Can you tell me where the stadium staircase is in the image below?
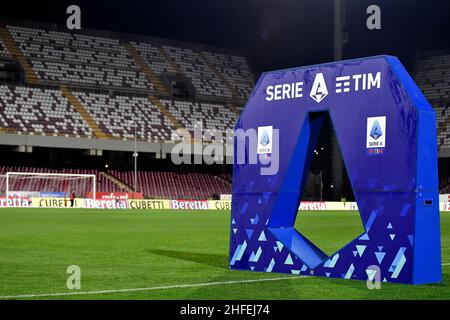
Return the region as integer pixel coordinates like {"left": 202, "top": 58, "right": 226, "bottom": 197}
{"left": 226, "top": 102, "right": 242, "bottom": 116}
{"left": 124, "top": 43, "right": 171, "bottom": 96}
{"left": 215, "top": 174, "right": 232, "bottom": 188}
{"left": 100, "top": 172, "right": 134, "bottom": 192}
{"left": 147, "top": 95, "right": 191, "bottom": 138}
{"left": 0, "top": 27, "right": 39, "bottom": 85}
{"left": 199, "top": 51, "right": 245, "bottom": 105}
{"left": 60, "top": 85, "right": 109, "bottom": 139}
{"left": 158, "top": 47, "right": 184, "bottom": 76}
{"left": 0, "top": 127, "right": 16, "bottom": 134}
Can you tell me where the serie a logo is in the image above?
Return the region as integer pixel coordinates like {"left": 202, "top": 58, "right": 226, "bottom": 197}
{"left": 309, "top": 73, "right": 328, "bottom": 103}
{"left": 265, "top": 71, "right": 381, "bottom": 103}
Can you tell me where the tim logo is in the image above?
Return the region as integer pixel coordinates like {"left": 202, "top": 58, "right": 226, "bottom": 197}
{"left": 366, "top": 116, "right": 386, "bottom": 155}
{"left": 257, "top": 126, "right": 273, "bottom": 154}
{"left": 310, "top": 73, "right": 328, "bottom": 103}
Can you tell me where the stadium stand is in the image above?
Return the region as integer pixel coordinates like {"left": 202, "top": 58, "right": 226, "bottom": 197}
{"left": 125, "top": 43, "right": 171, "bottom": 96}
{"left": 0, "top": 84, "right": 93, "bottom": 137}
{"left": 414, "top": 50, "right": 450, "bottom": 149}
{"left": 159, "top": 99, "right": 237, "bottom": 138}
{"left": 0, "top": 20, "right": 254, "bottom": 199}
{"left": 219, "top": 173, "right": 233, "bottom": 184}
{"left": 108, "top": 170, "right": 231, "bottom": 199}
{"left": 162, "top": 45, "right": 233, "bottom": 99}
{"left": 7, "top": 25, "right": 153, "bottom": 91}
{"left": 73, "top": 91, "right": 177, "bottom": 141}
{"left": 0, "top": 38, "right": 10, "bottom": 57}
{"left": 132, "top": 41, "right": 177, "bottom": 77}
{"left": 202, "top": 50, "right": 254, "bottom": 101}
{"left": 0, "top": 21, "right": 254, "bottom": 142}
{"left": 0, "top": 26, "right": 40, "bottom": 84}
{"left": 440, "top": 177, "right": 450, "bottom": 194}
{"left": 0, "top": 166, "right": 232, "bottom": 199}
{"left": 434, "top": 101, "right": 450, "bottom": 148}
{"left": 415, "top": 53, "right": 450, "bottom": 101}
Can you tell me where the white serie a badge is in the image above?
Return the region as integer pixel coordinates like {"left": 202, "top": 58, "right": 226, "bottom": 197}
{"left": 366, "top": 116, "right": 386, "bottom": 149}
{"left": 257, "top": 126, "right": 273, "bottom": 154}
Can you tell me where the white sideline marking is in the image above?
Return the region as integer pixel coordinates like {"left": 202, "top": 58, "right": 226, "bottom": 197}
{"left": 0, "top": 276, "right": 307, "bottom": 300}
{"left": 2, "top": 262, "right": 450, "bottom": 299}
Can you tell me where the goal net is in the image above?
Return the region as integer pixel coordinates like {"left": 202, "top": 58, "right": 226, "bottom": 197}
{"left": 5, "top": 172, "right": 96, "bottom": 200}
{"left": 0, "top": 174, "right": 6, "bottom": 198}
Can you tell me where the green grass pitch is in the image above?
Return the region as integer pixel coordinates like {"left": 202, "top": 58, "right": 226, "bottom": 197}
{"left": 0, "top": 208, "right": 449, "bottom": 300}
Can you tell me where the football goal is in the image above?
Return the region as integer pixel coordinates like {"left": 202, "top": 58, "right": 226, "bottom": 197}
{"left": 5, "top": 172, "right": 96, "bottom": 200}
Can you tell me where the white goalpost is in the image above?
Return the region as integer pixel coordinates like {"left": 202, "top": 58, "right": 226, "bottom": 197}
{"left": 5, "top": 172, "right": 96, "bottom": 200}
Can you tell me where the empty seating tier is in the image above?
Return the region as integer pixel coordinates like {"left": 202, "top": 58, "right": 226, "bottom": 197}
{"left": 0, "top": 85, "right": 92, "bottom": 137}
{"left": 162, "top": 45, "right": 233, "bottom": 99}
{"left": 8, "top": 25, "right": 153, "bottom": 91}
{"left": 108, "top": 170, "right": 231, "bottom": 199}
{"left": 159, "top": 99, "right": 237, "bottom": 139}
{"left": 434, "top": 102, "right": 450, "bottom": 148}
{"left": 0, "top": 23, "right": 256, "bottom": 142}
{"left": 132, "top": 42, "right": 177, "bottom": 75}
{"left": 203, "top": 51, "right": 254, "bottom": 100}
{"left": 415, "top": 54, "right": 450, "bottom": 101}
{"left": 415, "top": 51, "right": 450, "bottom": 149}
{"left": 0, "top": 38, "right": 10, "bottom": 57}
{"left": 74, "top": 91, "right": 177, "bottom": 142}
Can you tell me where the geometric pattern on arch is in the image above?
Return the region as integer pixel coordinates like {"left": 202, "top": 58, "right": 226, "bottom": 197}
{"left": 229, "top": 55, "right": 441, "bottom": 284}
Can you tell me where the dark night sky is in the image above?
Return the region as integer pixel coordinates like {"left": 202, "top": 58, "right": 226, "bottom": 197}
{"left": 1, "top": 0, "right": 450, "bottom": 74}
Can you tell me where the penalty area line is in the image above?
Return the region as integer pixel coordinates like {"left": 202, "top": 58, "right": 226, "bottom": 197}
{"left": 0, "top": 276, "right": 308, "bottom": 300}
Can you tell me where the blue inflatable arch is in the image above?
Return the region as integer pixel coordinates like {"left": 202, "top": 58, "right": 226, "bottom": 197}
{"left": 230, "top": 55, "right": 441, "bottom": 284}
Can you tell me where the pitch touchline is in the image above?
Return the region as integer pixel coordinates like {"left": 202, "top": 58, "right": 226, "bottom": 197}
{"left": 0, "top": 276, "right": 307, "bottom": 300}
{"left": 2, "top": 262, "right": 450, "bottom": 299}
